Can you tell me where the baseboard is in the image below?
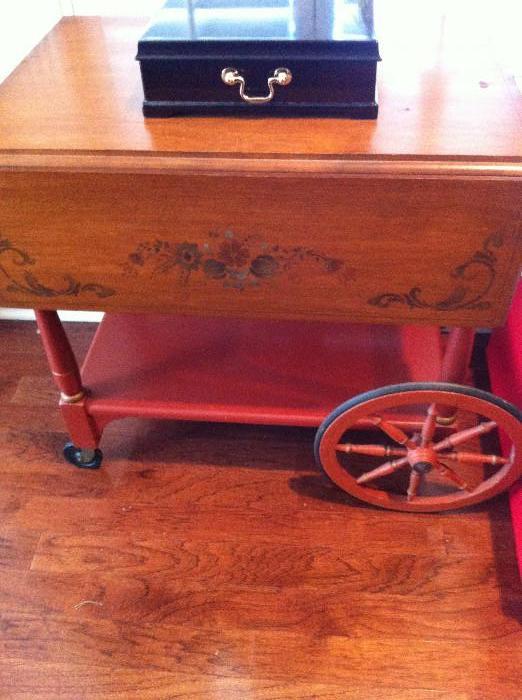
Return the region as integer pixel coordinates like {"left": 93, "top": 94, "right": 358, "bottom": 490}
{"left": 0, "top": 308, "right": 103, "bottom": 322}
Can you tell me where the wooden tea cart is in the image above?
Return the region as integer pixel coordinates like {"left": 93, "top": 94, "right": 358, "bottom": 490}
{"left": 0, "top": 9, "right": 520, "bottom": 513}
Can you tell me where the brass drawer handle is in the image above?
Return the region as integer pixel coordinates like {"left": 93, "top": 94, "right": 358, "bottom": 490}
{"left": 221, "top": 66, "right": 292, "bottom": 104}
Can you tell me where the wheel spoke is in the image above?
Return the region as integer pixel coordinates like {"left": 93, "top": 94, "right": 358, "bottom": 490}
{"left": 336, "top": 443, "right": 407, "bottom": 458}
{"left": 407, "top": 470, "right": 422, "bottom": 501}
{"left": 442, "top": 450, "right": 509, "bottom": 467}
{"left": 369, "top": 416, "right": 417, "bottom": 449}
{"left": 356, "top": 457, "right": 409, "bottom": 484}
{"left": 435, "top": 461, "right": 469, "bottom": 490}
{"left": 433, "top": 421, "right": 497, "bottom": 452}
{"left": 421, "top": 403, "right": 439, "bottom": 447}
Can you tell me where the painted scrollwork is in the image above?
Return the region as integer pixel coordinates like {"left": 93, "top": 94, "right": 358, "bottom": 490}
{"left": 368, "top": 234, "right": 504, "bottom": 311}
{"left": 0, "top": 239, "right": 115, "bottom": 299}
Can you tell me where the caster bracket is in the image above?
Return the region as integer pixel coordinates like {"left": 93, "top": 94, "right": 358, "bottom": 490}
{"left": 63, "top": 442, "right": 103, "bottom": 469}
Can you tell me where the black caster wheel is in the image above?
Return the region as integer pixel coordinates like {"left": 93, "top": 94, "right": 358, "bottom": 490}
{"left": 63, "top": 442, "right": 103, "bottom": 469}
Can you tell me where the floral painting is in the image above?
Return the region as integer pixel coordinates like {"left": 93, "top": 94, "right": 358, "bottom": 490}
{"left": 125, "top": 230, "right": 354, "bottom": 291}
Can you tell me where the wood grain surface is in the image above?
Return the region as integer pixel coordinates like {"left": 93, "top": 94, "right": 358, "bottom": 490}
{"left": 0, "top": 319, "right": 521, "bottom": 699}
{"left": 0, "top": 7, "right": 520, "bottom": 322}
{"left": 0, "top": 171, "right": 520, "bottom": 325}
{"left": 0, "top": 6, "right": 520, "bottom": 160}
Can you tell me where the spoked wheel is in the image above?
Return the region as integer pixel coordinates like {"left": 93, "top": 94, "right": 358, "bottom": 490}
{"left": 315, "top": 383, "right": 522, "bottom": 512}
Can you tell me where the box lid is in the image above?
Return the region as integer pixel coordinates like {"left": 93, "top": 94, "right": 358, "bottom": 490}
{"left": 137, "top": 0, "right": 380, "bottom": 61}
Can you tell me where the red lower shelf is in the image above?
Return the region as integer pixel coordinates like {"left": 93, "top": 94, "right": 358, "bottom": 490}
{"left": 81, "top": 314, "right": 443, "bottom": 429}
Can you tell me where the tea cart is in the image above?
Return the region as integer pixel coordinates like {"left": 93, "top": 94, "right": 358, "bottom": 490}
{"left": 0, "top": 9, "right": 520, "bottom": 513}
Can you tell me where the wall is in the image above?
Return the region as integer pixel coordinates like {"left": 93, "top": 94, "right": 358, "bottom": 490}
{"left": 0, "top": 0, "right": 63, "bottom": 83}
{"left": 62, "top": 0, "right": 163, "bottom": 15}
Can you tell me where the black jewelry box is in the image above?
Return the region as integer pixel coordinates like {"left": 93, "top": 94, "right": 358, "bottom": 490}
{"left": 137, "top": 0, "right": 380, "bottom": 118}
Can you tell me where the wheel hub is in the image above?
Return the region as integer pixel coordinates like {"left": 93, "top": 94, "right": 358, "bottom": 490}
{"left": 412, "top": 461, "right": 433, "bottom": 474}
{"left": 407, "top": 446, "right": 437, "bottom": 472}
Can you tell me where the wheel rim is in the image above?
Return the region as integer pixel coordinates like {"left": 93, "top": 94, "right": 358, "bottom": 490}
{"left": 316, "top": 385, "right": 522, "bottom": 512}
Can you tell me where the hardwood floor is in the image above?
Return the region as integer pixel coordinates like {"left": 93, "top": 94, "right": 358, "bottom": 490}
{"left": 0, "top": 320, "right": 520, "bottom": 699}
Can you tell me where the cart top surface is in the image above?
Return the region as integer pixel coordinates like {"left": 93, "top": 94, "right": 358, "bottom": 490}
{"left": 0, "top": 0, "right": 521, "bottom": 169}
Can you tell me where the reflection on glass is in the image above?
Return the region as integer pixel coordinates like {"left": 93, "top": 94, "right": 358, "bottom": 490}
{"left": 145, "top": 0, "right": 375, "bottom": 41}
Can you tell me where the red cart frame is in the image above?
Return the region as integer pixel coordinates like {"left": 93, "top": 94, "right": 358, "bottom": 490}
{"left": 35, "top": 310, "right": 522, "bottom": 513}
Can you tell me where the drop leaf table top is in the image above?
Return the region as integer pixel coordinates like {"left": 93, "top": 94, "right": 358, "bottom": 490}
{"left": 0, "top": 2, "right": 520, "bottom": 326}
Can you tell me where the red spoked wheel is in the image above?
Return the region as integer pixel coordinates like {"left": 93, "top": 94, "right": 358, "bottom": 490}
{"left": 314, "top": 383, "right": 522, "bottom": 512}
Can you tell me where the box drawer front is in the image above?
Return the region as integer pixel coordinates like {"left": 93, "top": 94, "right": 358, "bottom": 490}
{"left": 0, "top": 171, "right": 519, "bottom": 326}
{"left": 140, "top": 57, "right": 377, "bottom": 111}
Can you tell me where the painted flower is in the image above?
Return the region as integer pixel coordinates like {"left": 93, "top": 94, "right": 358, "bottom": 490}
{"left": 175, "top": 242, "right": 202, "bottom": 271}
{"left": 218, "top": 239, "right": 250, "bottom": 268}
{"left": 128, "top": 252, "right": 144, "bottom": 266}
{"left": 250, "top": 255, "right": 279, "bottom": 278}
{"left": 203, "top": 259, "right": 227, "bottom": 279}
{"left": 324, "top": 258, "right": 343, "bottom": 273}
{"left": 124, "top": 232, "right": 351, "bottom": 293}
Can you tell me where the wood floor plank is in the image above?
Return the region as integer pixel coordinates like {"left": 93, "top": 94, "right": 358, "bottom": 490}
{"left": 8, "top": 495, "right": 445, "bottom": 554}
{"left": 0, "top": 660, "right": 471, "bottom": 700}
{"left": 0, "top": 610, "right": 520, "bottom": 696}
{"left": 10, "top": 375, "right": 60, "bottom": 407}
{"left": 28, "top": 531, "right": 518, "bottom": 598}
{"left": 0, "top": 564, "right": 519, "bottom": 643}
{"left": 0, "top": 527, "right": 41, "bottom": 571}
{"left": 0, "top": 406, "right": 65, "bottom": 432}
{"left": 7, "top": 489, "right": 514, "bottom": 561}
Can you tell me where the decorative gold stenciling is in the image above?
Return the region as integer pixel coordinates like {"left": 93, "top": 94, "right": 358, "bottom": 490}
{"left": 125, "top": 230, "right": 355, "bottom": 290}
{"left": 0, "top": 239, "right": 115, "bottom": 299}
{"left": 368, "top": 233, "right": 504, "bottom": 312}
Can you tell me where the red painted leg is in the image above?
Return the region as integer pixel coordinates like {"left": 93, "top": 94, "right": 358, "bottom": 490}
{"left": 437, "top": 327, "right": 476, "bottom": 423}
{"left": 35, "top": 310, "right": 101, "bottom": 458}
{"left": 35, "top": 310, "right": 84, "bottom": 401}
{"left": 440, "top": 328, "right": 475, "bottom": 384}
